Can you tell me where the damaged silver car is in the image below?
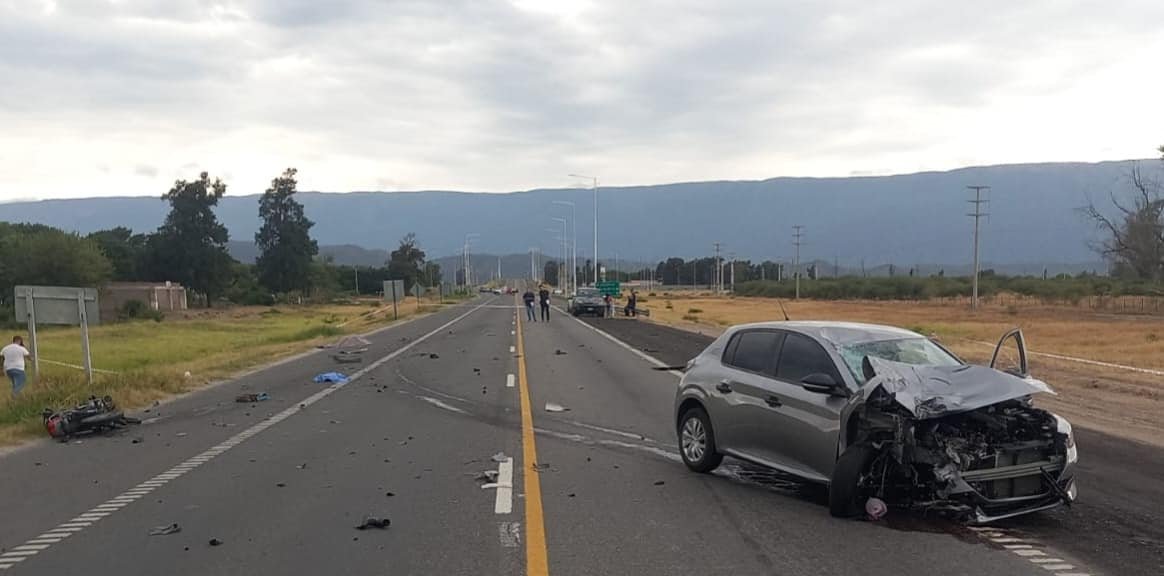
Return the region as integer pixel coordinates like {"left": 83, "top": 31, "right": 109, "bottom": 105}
{"left": 674, "top": 321, "right": 1077, "bottom": 523}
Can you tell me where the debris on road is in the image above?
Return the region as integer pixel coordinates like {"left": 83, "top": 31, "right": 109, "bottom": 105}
{"left": 149, "top": 523, "right": 181, "bottom": 536}
{"left": 175, "top": 432, "right": 187, "bottom": 437}
{"left": 276, "top": 482, "right": 286, "bottom": 488}
{"left": 532, "top": 462, "right": 552, "bottom": 472}
{"left": 554, "top": 349, "right": 567, "bottom": 355}
{"left": 296, "top": 463, "right": 308, "bottom": 469}
{"left": 544, "top": 402, "right": 569, "bottom": 413}
{"left": 429, "top": 353, "right": 440, "bottom": 359}
{"left": 385, "top": 491, "right": 395, "bottom": 497}
{"left": 355, "top": 516, "right": 391, "bottom": 530}
{"left": 235, "top": 392, "right": 270, "bottom": 403}
{"left": 208, "top": 538, "right": 223, "bottom": 546}
{"left": 131, "top": 437, "right": 143, "bottom": 444}
{"left": 490, "top": 452, "right": 508, "bottom": 463}
{"left": 653, "top": 480, "right": 665, "bottom": 486}
{"left": 475, "top": 470, "right": 499, "bottom": 482}
{"left": 313, "top": 372, "right": 349, "bottom": 384}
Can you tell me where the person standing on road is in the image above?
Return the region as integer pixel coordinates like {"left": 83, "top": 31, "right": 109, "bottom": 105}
{"left": 628, "top": 290, "right": 638, "bottom": 317}
{"left": 603, "top": 293, "right": 613, "bottom": 318}
{"left": 2, "top": 335, "right": 31, "bottom": 396}
{"left": 538, "top": 285, "right": 551, "bottom": 322}
{"left": 522, "top": 289, "right": 537, "bottom": 322}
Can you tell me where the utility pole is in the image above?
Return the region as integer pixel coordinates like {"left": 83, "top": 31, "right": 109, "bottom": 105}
{"left": 967, "top": 186, "right": 990, "bottom": 310}
{"left": 729, "top": 253, "right": 736, "bottom": 292}
{"left": 792, "top": 225, "right": 804, "bottom": 299}
{"left": 713, "top": 242, "right": 722, "bottom": 293}
{"left": 354, "top": 266, "right": 359, "bottom": 295}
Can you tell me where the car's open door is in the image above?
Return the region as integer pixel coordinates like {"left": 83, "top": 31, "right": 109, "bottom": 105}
{"left": 990, "top": 328, "right": 1029, "bottom": 377}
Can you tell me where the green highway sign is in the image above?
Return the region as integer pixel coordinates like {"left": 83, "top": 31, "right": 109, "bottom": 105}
{"left": 596, "top": 281, "right": 621, "bottom": 296}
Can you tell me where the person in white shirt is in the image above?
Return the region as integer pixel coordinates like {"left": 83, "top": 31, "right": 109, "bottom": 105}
{"left": 1, "top": 335, "right": 31, "bottom": 396}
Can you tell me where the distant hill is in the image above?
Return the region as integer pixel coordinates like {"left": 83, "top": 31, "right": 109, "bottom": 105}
{"left": 5, "top": 160, "right": 1158, "bottom": 270}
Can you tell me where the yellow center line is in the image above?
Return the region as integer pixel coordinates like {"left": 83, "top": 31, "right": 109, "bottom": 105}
{"left": 516, "top": 297, "right": 551, "bottom": 576}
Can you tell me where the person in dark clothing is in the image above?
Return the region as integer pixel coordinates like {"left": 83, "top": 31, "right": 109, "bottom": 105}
{"left": 538, "top": 286, "right": 551, "bottom": 321}
{"left": 628, "top": 290, "right": 638, "bottom": 317}
{"left": 522, "top": 289, "right": 537, "bottom": 322}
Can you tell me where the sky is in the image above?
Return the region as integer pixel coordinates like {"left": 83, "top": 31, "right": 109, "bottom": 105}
{"left": 1, "top": 0, "right": 1162, "bottom": 201}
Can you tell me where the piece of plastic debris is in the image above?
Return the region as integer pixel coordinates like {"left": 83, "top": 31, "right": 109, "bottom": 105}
{"left": 131, "top": 437, "right": 143, "bottom": 444}
{"left": 532, "top": 462, "right": 552, "bottom": 472}
{"left": 554, "top": 349, "right": 567, "bottom": 355}
{"left": 568, "top": 493, "right": 576, "bottom": 498}
{"left": 491, "top": 452, "right": 507, "bottom": 463}
{"left": 235, "top": 393, "right": 270, "bottom": 403}
{"left": 865, "top": 497, "right": 888, "bottom": 521}
{"left": 653, "top": 480, "right": 665, "bottom": 486}
{"left": 385, "top": 491, "right": 395, "bottom": 497}
{"left": 313, "top": 372, "right": 350, "bottom": 384}
{"left": 208, "top": 538, "right": 223, "bottom": 546}
{"left": 428, "top": 353, "right": 440, "bottom": 359}
{"left": 355, "top": 516, "right": 391, "bottom": 530}
{"left": 149, "top": 523, "right": 181, "bottom": 536}
{"left": 296, "top": 463, "right": 308, "bottom": 469}
{"left": 175, "top": 432, "right": 187, "bottom": 437}
{"left": 183, "top": 371, "right": 192, "bottom": 378}
{"left": 276, "top": 482, "right": 286, "bottom": 488}
{"left": 475, "top": 470, "right": 499, "bottom": 482}
{"left": 544, "top": 402, "right": 569, "bottom": 413}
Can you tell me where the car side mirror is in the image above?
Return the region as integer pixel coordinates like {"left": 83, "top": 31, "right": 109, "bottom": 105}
{"left": 800, "top": 373, "right": 846, "bottom": 396}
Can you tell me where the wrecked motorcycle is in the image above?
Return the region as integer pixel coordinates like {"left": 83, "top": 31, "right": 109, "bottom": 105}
{"left": 43, "top": 395, "right": 141, "bottom": 440}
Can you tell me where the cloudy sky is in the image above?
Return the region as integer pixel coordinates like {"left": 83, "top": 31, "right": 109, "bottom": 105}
{"left": 1, "top": 0, "right": 1162, "bottom": 200}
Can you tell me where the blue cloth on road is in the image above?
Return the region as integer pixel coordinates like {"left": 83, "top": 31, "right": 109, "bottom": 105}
{"left": 313, "top": 372, "right": 349, "bottom": 384}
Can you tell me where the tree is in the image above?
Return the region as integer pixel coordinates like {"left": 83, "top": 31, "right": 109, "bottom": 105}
{"left": 255, "top": 168, "right": 318, "bottom": 295}
{"left": 387, "top": 233, "right": 426, "bottom": 294}
{"left": 1083, "top": 161, "right": 1164, "bottom": 280}
{"left": 543, "top": 260, "right": 559, "bottom": 286}
{"left": 423, "top": 262, "right": 442, "bottom": 287}
{"left": 149, "top": 172, "right": 234, "bottom": 306}
{"left": 88, "top": 227, "right": 149, "bottom": 281}
{"left": 0, "top": 223, "right": 113, "bottom": 302}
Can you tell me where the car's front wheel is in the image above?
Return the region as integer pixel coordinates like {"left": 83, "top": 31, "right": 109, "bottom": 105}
{"left": 829, "top": 443, "right": 876, "bottom": 518}
{"left": 679, "top": 407, "right": 723, "bottom": 473}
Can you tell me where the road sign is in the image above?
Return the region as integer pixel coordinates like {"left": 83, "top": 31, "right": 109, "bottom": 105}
{"left": 596, "top": 280, "right": 621, "bottom": 297}
{"left": 14, "top": 286, "right": 100, "bottom": 384}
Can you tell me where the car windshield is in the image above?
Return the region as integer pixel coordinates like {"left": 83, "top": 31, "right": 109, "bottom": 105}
{"left": 838, "top": 338, "right": 962, "bottom": 384}
{"left": 576, "top": 289, "right": 600, "bottom": 297}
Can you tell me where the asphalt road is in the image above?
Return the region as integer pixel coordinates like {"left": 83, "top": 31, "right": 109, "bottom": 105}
{"left": 583, "top": 313, "right": 1164, "bottom": 576}
{"left": 0, "top": 295, "right": 1130, "bottom": 575}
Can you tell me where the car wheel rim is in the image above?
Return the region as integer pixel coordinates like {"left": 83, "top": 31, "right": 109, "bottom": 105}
{"left": 681, "top": 417, "right": 706, "bottom": 462}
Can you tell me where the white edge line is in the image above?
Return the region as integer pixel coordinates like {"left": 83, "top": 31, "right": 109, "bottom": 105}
{"left": 556, "top": 305, "right": 684, "bottom": 378}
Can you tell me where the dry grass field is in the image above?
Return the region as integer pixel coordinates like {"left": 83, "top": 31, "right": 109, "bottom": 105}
{"left": 641, "top": 293, "right": 1164, "bottom": 447}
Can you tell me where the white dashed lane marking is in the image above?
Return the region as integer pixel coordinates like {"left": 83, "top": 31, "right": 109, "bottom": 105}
{"left": 0, "top": 303, "right": 487, "bottom": 571}
{"left": 966, "top": 526, "right": 1092, "bottom": 575}
{"left": 506, "top": 374, "right": 515, "bottom": 388}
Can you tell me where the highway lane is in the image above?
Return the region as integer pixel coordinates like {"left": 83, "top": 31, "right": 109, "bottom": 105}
{"left": 583, "top": 314, "right": 1161, "bottom": 576}
{"left": 0, "top": 295, "right": 1076, "bottom": 575}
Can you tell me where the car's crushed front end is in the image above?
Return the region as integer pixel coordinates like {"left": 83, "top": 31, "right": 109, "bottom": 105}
{"left": 850, "top": 359, "right": 1077, "bottom": 523}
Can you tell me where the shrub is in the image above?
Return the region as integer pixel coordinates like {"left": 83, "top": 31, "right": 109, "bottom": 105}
{"left": 687, "top": 308, "right": 703, "bottom": 314}
{"left": 682, "top": 314, "right": 700, "bottom": 322}
{"left": 118, "top": 299, "right": 164, "bottom": 322}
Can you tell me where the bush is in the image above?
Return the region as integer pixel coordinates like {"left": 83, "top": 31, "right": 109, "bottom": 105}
{"left": 682, "top": 314, "right": 700, "bottom": 322}
{"left": 688, "top": 308, "right": 703, "bottom": 314}
{"left": 118, "top": 299, "right": 164, "bottom": 322}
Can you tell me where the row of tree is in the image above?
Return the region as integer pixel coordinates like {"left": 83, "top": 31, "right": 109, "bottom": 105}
{"left": 1, "top": 169, "right": 439, "bottom": 311}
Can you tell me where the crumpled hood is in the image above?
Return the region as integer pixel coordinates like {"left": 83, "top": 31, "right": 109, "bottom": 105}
{"left": 860, "top": 357, "right": 1056, "bottom": 419}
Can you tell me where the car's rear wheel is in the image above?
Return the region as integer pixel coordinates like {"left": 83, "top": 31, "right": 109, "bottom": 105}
{"left": 679, "top": 407, "right": 723, "bottom": 473}
{"left": 829, "top": 443, "right": 876, "bottom": 518}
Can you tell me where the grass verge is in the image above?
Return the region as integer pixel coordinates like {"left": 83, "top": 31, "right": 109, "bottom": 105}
{"left": 0, "top": 297, "right": 446, "bottom": 445}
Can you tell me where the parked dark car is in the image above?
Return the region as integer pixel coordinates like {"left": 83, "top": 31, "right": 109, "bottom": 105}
{"left": 568, "top": 288, "right": 606, "bottom": 316}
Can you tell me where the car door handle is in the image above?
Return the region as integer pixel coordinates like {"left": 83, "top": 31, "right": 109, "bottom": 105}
{"left": 765, "top": 395, "right": 783, "bottom": 408}
{"left": 716, "top": 381, "right": 733, "bottom": 393}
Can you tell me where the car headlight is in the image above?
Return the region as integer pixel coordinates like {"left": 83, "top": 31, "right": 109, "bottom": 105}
{"left": 1054, "top": 415, "right": 1077, "bottom": 464}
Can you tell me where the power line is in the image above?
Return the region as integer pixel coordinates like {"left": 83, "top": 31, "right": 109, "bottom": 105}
{"left": 967, "top": 185, "right": 991, "bottom": 310}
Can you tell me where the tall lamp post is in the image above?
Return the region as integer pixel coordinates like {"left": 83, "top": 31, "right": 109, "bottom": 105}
{"left": 552, "top": 200, "right": 576, "bottom": 295}
{"left": 464, "top": 233, "right": 480, "bottom": 289}
{"left": 569, "top": 174, "right": 598, "bottom": 286}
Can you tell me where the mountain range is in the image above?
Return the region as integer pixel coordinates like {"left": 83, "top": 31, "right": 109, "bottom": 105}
{"left": 3, "top": 160, "right": 1156, "bottom": 273}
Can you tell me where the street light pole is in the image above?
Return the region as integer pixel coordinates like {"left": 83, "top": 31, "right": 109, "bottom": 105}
{"left": 569, "top": 174, "right": 598, "bottom": 286}
{"left": 553, "top": 200, "right": 577, "bottom": 295}
{"left": 464, "top": 233, "right": 480, "bottom": 290}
